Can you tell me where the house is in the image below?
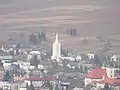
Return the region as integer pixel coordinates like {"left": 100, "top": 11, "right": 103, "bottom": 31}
{"left": 0, "top": 50, "right": 13, "bottom": 60}
{"left": 27, "top": 50, "right": 41, "bottom": 60}
{"left": 61, "top": 57, "right": 75, "bottom": 61}
{"left": 24, "top": 76, "right": 57, "bottom": 88}
{"left": 73, "top": 87, "right": 84, "bottom": 90}
{"left": 110, "top": 54, "right": 120, "bottom": 61}
{"left": 85, "top": 66, "right": 120, "bottom": 89}
{"left": 75, "top": 55, "right": 82, "bottom": 61}
{"left": 13, "top": 74, "right": 29, "bottom": 82}
{"left": 3, "top": 62, "right": 11, "bottom": 70}
{"left": 19, "top": 88, "right": 27, "bottom": 90}
{"left": 59, "top": 82, "right": 71, "bottom": 90}
{"left": 0, "top": 67, "right": 4, "bottom": 80}
{"left": 87, "top": 53, "right": 95, "bottom": 60}
{"left": 19, "top": 61, "right": 30, "bottom": 71}
{"left": 92, "top": 78, "right": 120, "bottom": 89}
{"left": 84, "top": 67, "right": 108, "bottom": 87}
{"left": 0, "top": 81, "right": 11, "bottom": 90}
{"left": 102, "top": 60, "right": 120, "bottom": 79}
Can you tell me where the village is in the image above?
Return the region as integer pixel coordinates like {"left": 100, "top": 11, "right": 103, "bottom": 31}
{"left": 0, "top": 30, "right": 119, "bottom": 90}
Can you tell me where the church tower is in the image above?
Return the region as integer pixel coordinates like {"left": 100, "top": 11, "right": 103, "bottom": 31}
{"left": 51, "top": 33, "right": 61, "bottom": 62}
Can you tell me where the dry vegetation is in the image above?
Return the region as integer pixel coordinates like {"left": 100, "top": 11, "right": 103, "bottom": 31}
{"left": 0, "top": 0, "right": 120, "bottom": 54}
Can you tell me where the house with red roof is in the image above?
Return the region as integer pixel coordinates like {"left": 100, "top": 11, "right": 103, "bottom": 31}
{"left": 85, "top": 67, "right": 120, "bottom": 89}
{"left": 91, "top": 78, "right": 120, "bottom": 89}
{"left": 84, "top": 67, "right": 108, "bottom": 87}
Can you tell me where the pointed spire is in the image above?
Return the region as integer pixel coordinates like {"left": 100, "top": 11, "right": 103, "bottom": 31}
{"left": 1, "top": 45, "right": 5, "bottom": 51}
{"left": 55, "top": 33, "right": 59, "bottom": 43}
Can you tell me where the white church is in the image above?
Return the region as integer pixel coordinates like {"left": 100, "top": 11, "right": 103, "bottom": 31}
{"left": 51, "top": 33, "right": 79, "bottom": 63}
{"left": 51, "top": 33, "right": 61, "bottom": 62}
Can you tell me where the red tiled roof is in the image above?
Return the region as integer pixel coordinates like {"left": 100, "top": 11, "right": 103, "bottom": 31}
{"left": 86, "top": 68, "right": 108, "bottom": 79}
{"left": 25, "top": 76, "right": 57, "bottom": 81}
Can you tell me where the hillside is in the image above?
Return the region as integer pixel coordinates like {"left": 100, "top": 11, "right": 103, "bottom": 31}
{"left": 0, "top": 0, "right": 120, "bottom": 53}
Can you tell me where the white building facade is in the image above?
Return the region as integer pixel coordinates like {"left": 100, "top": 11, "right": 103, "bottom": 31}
{"left": 51, "top": 33, "right": 61, "bottom": 62}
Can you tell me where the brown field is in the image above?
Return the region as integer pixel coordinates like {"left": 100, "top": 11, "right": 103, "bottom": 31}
{"left": 0, "top": 0, "right": 120, "bottom": 53}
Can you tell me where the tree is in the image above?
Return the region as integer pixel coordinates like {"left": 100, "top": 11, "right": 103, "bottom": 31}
{"left": 103, "top": 40, "right": 111, "bottom": 52}
{"left": 40, "top": 69, "right": 45, "bottom": 77}
{"left": 26, "top": 83, "right": 29, "bottom": 90}
{"left": 73, "top": 28, "right": 77, "bottom": 36}
{"left": 41, "top": 31, "right": 46, "bottom": 41}
{"left": 28, "top": 33, "right": 37, "bottom": 45}
{"left": 96, "top": 36, "right": 104, "bottom": 42}
{"left": 9, "top": 50, "right": 14, "bottom": 56}
{"left": 84, "top": 66, "right": 88, "bottom": 73}
{"left": 103, "top": 83, "right": 111, "bottom": 90}
{"left": 85, "top": 84, "right": 94, "bottom": 90}
{"left": 55, "top": 84, "right": 59, "bottom": 90}
{"left": 37, "top": 32, "right": 42, "bottom": 44}
{"left": 30, "top": 55, "right": 39, "bottom": 67}
{"left": 70, "top": 28, "right": 77, "bottom": 36}
{"left": 93, "top": 55, "right": 102, "bottom": 67}
{"left": 16, "top": 44, "right": 20, "bottom": 49}
{"left": 0, "top": 60, "right": 3, "bottom": 68}
{"left": 46, "top": 81, "right": 53, "bottom": 90}
{"left": 29, "top": 81, "right": 35, "bottom": 90}
{"left": 4, "top": 70, "right": 12, "bottom": 81}
{"left": 79, "top": 65, "right": 84, "bottom": 73}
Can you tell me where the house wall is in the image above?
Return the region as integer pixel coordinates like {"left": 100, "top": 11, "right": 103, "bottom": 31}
{"left": 115, "top": 86, "right": 120, "bottom": 90}
{"left": 106, "top": 68, "right": 115, "bottom": 78}
{"left": 19, "top": 62, "right": 30, "bottom": 71}
{"left": 19, "top": 88, "right": 27, "bottom": 90}
{"left": 27, "top": 54, "right": 41, "bottom": 60}
{"left": 24, "top": 80, "right": 43, "bottom": 87}
{"left": 84, "top": 78, "right": 91, "bottom": 87}
{"left": 104, "top": 67, "right": 120, "bottom": 78}
{"left": 96, "top": 83, "right": 104, "bottom": 88}
{"left": 84, "top": 78, "right": 103, "bottom": 87}
{"left": 0, "top": 68, "right": 4, "bottom": 80}
{"left": 0, "top": 55, "right": 13, "bottom": 60}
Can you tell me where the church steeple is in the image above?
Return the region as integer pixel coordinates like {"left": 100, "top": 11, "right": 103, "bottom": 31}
{"left": 1, "top": 45, "right": 5, "bottom": 52}
{"left": 51, "top": 33, "right": 61, "bottom": 62}
{"left": 55, "top": 33, "right": 59, "bottom": 43}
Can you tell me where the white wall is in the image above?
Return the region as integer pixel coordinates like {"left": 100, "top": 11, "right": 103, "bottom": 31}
{"left": 84, "top": 78, "right": 103, "bottom": 87}
{"left": 19, "top": 88, "right": 27, "bottom": 90}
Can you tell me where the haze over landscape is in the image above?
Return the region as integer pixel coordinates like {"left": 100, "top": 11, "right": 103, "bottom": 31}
{"left": 1, "top": 1, "right": 120, "bottom": 90}
{"left": 0, "top": 0, "right": 120, "bottom": 36}
{"left": 0, "top": 0, "right": 120, "bottom": 53}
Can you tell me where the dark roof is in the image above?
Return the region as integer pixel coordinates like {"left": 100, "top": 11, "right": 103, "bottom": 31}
{"left": 70, "top": 79, "right": 84, "bottom": 88}
{"left": 25, "top": 76, "right": 57, "bottom": 81}
{"left": 0, "top": 50, "right": 7, "bottom": 56}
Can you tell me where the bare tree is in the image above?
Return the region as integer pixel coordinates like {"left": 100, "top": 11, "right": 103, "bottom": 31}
{"left": 30, "top": 55, "right": 39, "bottom": 67}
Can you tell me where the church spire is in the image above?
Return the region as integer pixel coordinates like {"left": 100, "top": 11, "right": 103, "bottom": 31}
{"left": 51, "top": 33, "right": 61, "bottom": 62}
{"left": 1, "top": 45, "right": 5, "bottom": 52}
{"left": 55, "top": 33, "right": 59, "bottom": 43}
